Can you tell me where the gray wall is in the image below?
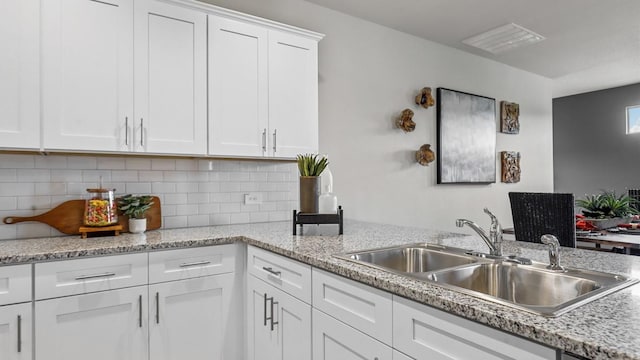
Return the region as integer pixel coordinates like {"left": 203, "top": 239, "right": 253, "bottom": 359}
{"left": 553, "top": 83, "right": 640, "bottom": 199}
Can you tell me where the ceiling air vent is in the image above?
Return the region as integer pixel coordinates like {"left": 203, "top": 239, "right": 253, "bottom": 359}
{"left": 462, "top": 23, "right": 545, "bottom": 54}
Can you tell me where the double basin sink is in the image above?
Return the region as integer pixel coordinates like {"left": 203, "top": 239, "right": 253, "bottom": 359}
{"left": 335, "top": 243, "right": 638, "bottom": 317}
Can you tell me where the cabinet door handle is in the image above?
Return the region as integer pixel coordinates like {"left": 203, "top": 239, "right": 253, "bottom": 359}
{"left": 138, "top": 295, "right": 142, "bottom": 328}
{"left": 179, "top": 260, "right": 211, "bottom": 268}
{"left": 265, "top": 295, "right": 275, "bottom": 329}
{"left": 272, "top": 129, "right": 277, "bottom": 153}
{"left": 17, "top": 315, "right": 21, "bottom": 353}
{"left": 75, "top": 272, "right": 116, "bottom": 281}
{"left": 262, "top": 266, "right": 281, "bottom": 277}
{"left": 125, "top": 117, "right": 129, "bottom": 146}
{"left": 262, "top": 129, "right": 267, "bottom": 153}
{"left": 263, "top": 293, "right": 268, "bottom": 326}
{"left": 140, "top": 118, "right": 144, "bottom": 146}
{"left": 155, "top": 292, "right": 160, "bottom": 324}
{"left": 270, "top": 300, "right": 279, "bottom": 331}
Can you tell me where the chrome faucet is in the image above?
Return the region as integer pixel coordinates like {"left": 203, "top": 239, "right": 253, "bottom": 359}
{"left": 456, "top": 208, "right": 503, "bottom": 257}
{"left": 541, "top": 234, "right": 565, "bottom": 271}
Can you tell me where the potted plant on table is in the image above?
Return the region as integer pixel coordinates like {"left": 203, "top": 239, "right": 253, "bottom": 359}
{"left": 296, "top": 154, "right": 328, "bottom": 213}
{"left": 118, "top": 194, "right": 154, "bottom": 233}
{"left": 576, "top": 191, "right": 638, "bottom": 230}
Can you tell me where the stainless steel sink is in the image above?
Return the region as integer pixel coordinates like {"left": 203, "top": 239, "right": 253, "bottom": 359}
{"left": 428, "top": 262, "right": 636, "bottom": 316}
{"left": 335, "top": 243, "right": 639, "bottom": 317}
{"left": 336, "top": 244, "right": 477, "bottom": 273}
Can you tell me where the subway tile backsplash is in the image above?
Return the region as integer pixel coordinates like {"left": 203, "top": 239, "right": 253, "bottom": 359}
{"left": 0, "top": 154, "right": 299, "bottom": 240}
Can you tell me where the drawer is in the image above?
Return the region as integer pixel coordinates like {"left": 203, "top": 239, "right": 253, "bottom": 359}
{"left": 313, "top": 308, "right": 392, "bottom": 360}
{"left": 149, "top": 245, "right": 235, "bottom": 284}
{"left": 0, "top": 264, "right": 31, "bottom": 305}
{"left": 35, "top": 253, "right": 148, "bottom": 300}
{"left": 312, "top": 268, "right": 392, "bottom": 346}
{"left": 393, "top": 296, "right": 556, "bottom": 360}
{"left": 247, "top": 246, "right": 311, "bottom": 304}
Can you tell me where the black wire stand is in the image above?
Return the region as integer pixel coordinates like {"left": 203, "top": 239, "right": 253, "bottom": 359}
{"left": 293, "top": 206, "right": 343, "bottom": 235}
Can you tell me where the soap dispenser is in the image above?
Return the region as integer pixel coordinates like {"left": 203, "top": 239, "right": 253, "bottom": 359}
{"left": 318, "top": 158, "right": 338, "bottom": 213}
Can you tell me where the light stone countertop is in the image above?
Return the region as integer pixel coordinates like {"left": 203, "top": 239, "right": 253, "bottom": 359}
{"left": 1, "top": 220, "right": 639, "bottom": 360}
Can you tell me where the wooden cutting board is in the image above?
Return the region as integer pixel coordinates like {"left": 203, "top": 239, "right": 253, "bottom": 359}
{"left": 3, "top": 196, "right": 162, "bottom": 235}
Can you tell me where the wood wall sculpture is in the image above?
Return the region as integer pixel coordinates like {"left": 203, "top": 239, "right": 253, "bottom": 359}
{"left": 416, "top": 144, "right": 435, "bottom": 166}
{"left": 415, "top": 87, "right": 435, "bottom": 109}
{"left": 501, "top": 151, "right": 521, "bottom": 183}
{"left": 396, "top": 108, "right": 416, "bottom": 132}
{"left": 500, "top": 101, "right": 520, "bottom": 134}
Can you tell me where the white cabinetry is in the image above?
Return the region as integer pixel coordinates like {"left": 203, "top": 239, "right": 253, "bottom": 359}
{"left": 247, "top": 246, "right": 312, "bottom": 360}
{"left": 42, "top": 0, "right": 207, "bottom": 155}
{"left": 149, "top": 273, "right": 235, "bottom": 360}
{"left": 0, "top": 265, "right": 32, "bottom": 360}
{"left": 209, "top": 16, "right": 268, "bottom": 157}
{"left": 42, "top": 0, "right": 134, "bottom": 152}
{"left": 313, "top": 309, "right": 392, "bottom": 360}
{"left": 209, "top": 18, "right": 321, "bottom": 158}
{"left": 393, "top": 295, "right": 556, "bottom": 360}
{"left": 267, "top": 31, "right": 319, "bottom": 158}
{"left": 134, "top": 0, "right": 207, "bottom": 155}
{"left": 35, "top": 285, "right": 149, "bottom": 360}
{"left": 148, "top": 245, "right": 240, "bottom": 360}
{"left": 0, "top": 303, "right": 32, "bottom": 360}
{"left": 0, "top": 0, "right": 40, "bottom": 149}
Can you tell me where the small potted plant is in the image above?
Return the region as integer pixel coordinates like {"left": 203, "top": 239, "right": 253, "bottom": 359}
{"left": 576, "top": 191, "right": 638, "bottom": 229}
{"left": 118, "top": 194, "right": 154, "bottom": 233}
{"left": 296, "top": 154, "right": 328, "bottom": 213}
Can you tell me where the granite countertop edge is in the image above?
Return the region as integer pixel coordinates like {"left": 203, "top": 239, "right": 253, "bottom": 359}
{"left": 0, "top": 221, "right": 638, "bottom": 360}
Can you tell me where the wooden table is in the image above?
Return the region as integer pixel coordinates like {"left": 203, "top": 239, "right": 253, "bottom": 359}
{"left": 503, "top": 228, "right": 640, "bottom": 255}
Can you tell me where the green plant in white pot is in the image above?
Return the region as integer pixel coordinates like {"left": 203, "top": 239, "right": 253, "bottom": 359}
{"left": 118, "top": 195, "right": 154, "bottom": 233}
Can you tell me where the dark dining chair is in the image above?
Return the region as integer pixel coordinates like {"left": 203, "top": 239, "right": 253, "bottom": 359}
{"left": 508, "top": 192, "right": 576, "bottom": 248}
{"left": 628, "top": 189, "right": 640, "bottom": 211}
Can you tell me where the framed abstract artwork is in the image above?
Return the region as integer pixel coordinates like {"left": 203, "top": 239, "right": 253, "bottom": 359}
{"left": 437, "top": 88, "right": 497, "bottom": 184}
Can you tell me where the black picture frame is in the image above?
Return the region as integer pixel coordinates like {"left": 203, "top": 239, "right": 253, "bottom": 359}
{"left": 436, "top": 88, "right": 496, "bottom": 184}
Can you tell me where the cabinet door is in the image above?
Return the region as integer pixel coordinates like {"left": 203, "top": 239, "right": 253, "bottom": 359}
{"left": 149, "top": 273, "right": 240, "bottom": 360}
{"left": 42, "top": 0, "right": 133, "bottom": 152}
{"left": 209, "top": 16, "right": 268, "bottom": 157}
{"left": 134, "top": 0, "right": 207, "bottom": 155}
{"left": 268, "top": 31, "right": 319, "bottom": 158}
{"left": 35, "top": 286, "right": 148, "bottom": 360}
{"left": 0, "top": 0, "right": 40, "bottom": 149}
{"left": 247, "top": 275, "right": 311, "bottom": 360}
{"left": 313, "top": 309, "right": 392, "bottom": 360}
{"left": 0, "top": 303, "right": 32, "bottom": 360}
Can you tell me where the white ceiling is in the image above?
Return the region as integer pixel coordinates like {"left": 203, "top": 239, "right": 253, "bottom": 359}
{"left": 304, "top": 0, "right": 640, "bottom": 97}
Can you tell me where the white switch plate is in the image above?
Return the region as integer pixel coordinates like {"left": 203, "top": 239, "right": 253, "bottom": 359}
{"left": 244, "top": 193, "right": 262, "bottom": 205}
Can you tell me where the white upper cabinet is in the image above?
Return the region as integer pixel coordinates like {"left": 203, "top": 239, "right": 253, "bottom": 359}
{"left": 209, "top": 16, "right": 269, "bottom": 157}
{"left": 134, "top": 0, "right": 208, "bottom": 155}
{"left": 42, "top": 0, "right": 134, "bottom": 152}
{"left": 209, "top": 16, "right": 322, "bottom": 159}
{"left": 0, "top": 0, "right": 40, "bottom": 150}
{"left": 268, "top": 31, "right": 319, "bottom": 158}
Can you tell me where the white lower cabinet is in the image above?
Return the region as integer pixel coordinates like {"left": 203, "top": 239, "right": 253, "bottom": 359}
{"left": 0, "top": 303, "right": 32, "bottom": 360}
{"left": 393, "top": 295, "right": 556, "bottom": 360}
{"left": 247, "top": 274, "right": 311, "bottom": 360}
{"left": 149, "top": 273, "right": 236, "bottom": 360}
{"left": 35, "top": 285, "right": 149, "bottom": 360}
{"left": 312, "top": 308, "right": 393, "bottom": 360}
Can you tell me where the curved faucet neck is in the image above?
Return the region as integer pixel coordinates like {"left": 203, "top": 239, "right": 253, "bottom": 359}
{"left": 456, "top": 217, "right": 503, "bottom": 257}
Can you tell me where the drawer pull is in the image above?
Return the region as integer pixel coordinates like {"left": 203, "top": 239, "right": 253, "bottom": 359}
{"left": 17, "top": 315, "right": 21, "bottom": 353}
{"left": 179, "top": 260, "right": 211, "bottom": 268}
{"left": 263, "top": 293, "right": 268, "bottom": 326}
{"left": 75, "top": 272, "right": 116, "bottom": 281}
{"left": 262, "top": 267, "right": 281, "bottom": 277}
{"left": 265, "top": 295, "right": 275, "bottom": 329}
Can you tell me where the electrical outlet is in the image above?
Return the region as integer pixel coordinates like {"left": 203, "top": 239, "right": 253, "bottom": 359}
{"left": 244, "top": 193, "right": 262, "bottom": 205}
